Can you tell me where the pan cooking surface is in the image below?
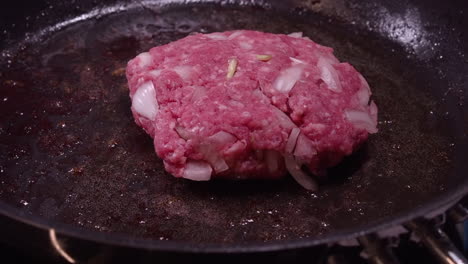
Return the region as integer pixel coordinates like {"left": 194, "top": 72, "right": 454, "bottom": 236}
{"left": 0, "top": 3, "right": 457, "bottom": 244}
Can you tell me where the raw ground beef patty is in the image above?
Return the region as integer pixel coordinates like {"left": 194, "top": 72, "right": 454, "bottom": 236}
{"left": 126, "top": 30, "right": 378, "bottom": 189}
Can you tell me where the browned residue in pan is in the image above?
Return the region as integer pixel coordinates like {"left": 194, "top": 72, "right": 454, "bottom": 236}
{"left": 0, "top": 4, "right": 456, "bottom": 244}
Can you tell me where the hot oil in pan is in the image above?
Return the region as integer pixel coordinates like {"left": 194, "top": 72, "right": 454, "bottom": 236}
{"left": 0, "top": 4, "right": 456, "bottom": 243}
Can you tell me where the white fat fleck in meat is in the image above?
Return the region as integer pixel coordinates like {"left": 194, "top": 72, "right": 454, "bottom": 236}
{"left": 148, "top": 69, "right": 162, "bottom": 78}
{"left": 239, "top": 42, "right": 253, "bottom": 50}
{"left": 273, "top": 65, "right": 304, "bottom": 93}
{"left": 132, "top": 81, "right": 158, "bottom": 120}
{"left": 183, "top": 160, "right": 212, "bottom": 181}
{"left": 290, "top": 57, "right": 306, "bottom": 65}
{"left": 288, "top": 32, "right": 303, "bottom": 38}
{"left": 191, "top": 86, "right": 207, "bottom": 102}
{"left": 173, "top": 65, "right": 193, "bottom": 81}
{"left": 317, "top": 57, "right": 342, "bottom": 92}
{"left": 136, "top": 52, "right": 152, "bottom": 69}
{"left": 228, "top": 31, "right": 243, "bottom": 39}
{"left": 218, "top": 104, "right": 228, "bottom": 110}
{"left": 241, "top": 111, "right": 251, "bottom": 118}
{"left": 206, "top": 33, "right": 228, "bottom": 40}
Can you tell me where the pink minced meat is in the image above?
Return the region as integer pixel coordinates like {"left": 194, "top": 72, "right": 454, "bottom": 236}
{"left": 126, "top": 30, "right": 378, "bottom": 189}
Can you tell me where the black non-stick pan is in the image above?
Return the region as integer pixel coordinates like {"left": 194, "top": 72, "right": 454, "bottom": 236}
{"left": 0, "top": 0, "right": 467, "bottom": 257}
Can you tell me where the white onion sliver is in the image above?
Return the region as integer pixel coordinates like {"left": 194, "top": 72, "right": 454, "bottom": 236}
{"left": 356, "top": 84, "right": 371, "bottom": 106}
{"left": 286, "top": 128, "right": 301, "bottom": 153}
{"left": 356, "top": 74, "right": 372, "bottom": 106}
{"left": 358, "top": 74, "right": 372, "bottom": 94}
{"left": 273, "top": 66, "right": 303, "bottom": 93}
{"left": 272, "top": 107, "right": 296, "bottom": 129}
{"left": 288, "top": 32, "right": 303, "bottom": 38}
{"left": 132, "top": 81, "right": 158, "bottom": 120}
{"left": 284, "top": 154, "right": 318, "bottom": 191}
{"left": 370, "top": 101, "right": 379, "bottom": 126}
{"left": 317, "top": 57, "right": 342, "bottom": 92}
{"left": 183, "top": 160, "right": 212, "bottom": 181}
{"left": 345, "top": 109, "right": 378, "bottom": 134}
{"left": 322, "top": 54, "right": 340, "bottom": 65}
{"left": 294, "top": 134, "right": 317, "bottom": 162}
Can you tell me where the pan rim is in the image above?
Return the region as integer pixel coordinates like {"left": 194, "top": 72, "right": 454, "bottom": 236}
{"left": 0, "top": 182, "right": 466, "bottom": 253}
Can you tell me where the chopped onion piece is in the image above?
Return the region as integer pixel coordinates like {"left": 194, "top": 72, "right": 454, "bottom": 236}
{"left": 273, "top": 65, "right": 303, "bottom": 93}
{"left": 294, "top": 134, "right": 317, "bottom": 162}
{"left": 198, "top": 143, "right": 229, "bottom": 173}
{"left": 256, "top": 54, "right": 272, "bottom": 61}
{"left": 317, "top": 57, "right": 342, "bottom": 92}
{"left": 345, "top": 109, "right": 378, "bottom": 134}
{"left": 173, "top": 66, "right": 192, "bottom": 81}
{"left": 209, "top": 131, "right": 237, "bottom": 145}
{"left": 183, "top": 160, "right": 212, "bottom": 181}
{"left": 197, "top": 131, "right": 237, "bottom": 173}
{"left": 211, "top": 158, "right": 229, "bottom": 173}
{"left": 136, "top": 52, "right": 152, "bottom": 69}
{"left": 286, "top": 128, "right": 301, "bottom": 153}
{"left": 132, "top": 81, "right": 158, "bottom": 120}
{"left": 175, "top": 126, "right": 191, "bottom": 140}
{"left": 224, "top": 140, "right": 246, "bottom": 156}
{"left": 227, "top": 58, "right": 238, "bottom": 79}
{"left": 284, "top": 154, "right": 318, "bottom": 191}
{"left": 288, "top": 32, "right": 303, "bottom": 38}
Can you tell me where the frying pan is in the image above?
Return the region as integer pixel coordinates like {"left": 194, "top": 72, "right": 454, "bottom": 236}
{"left": 0, "top": 0, "right": 467, "bottom": 260}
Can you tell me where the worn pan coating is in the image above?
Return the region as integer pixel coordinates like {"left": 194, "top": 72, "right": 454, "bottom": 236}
{"left": 0, "top": 0, "right": 467, "bottom": 253}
